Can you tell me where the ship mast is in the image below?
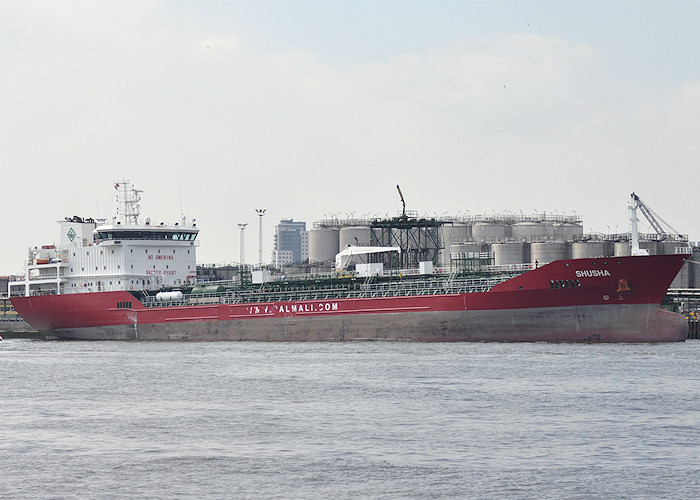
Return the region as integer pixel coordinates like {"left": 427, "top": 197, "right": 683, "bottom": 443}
{"left": 115, "top": 181, "right": 142, "bottom": 225}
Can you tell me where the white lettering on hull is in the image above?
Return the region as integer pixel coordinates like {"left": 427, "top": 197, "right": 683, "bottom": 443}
{"left": 575, "top": 269, "right": 612, "bottom": 278}
{"left": 245, "top": 302, "right": 339, "bottom": 316}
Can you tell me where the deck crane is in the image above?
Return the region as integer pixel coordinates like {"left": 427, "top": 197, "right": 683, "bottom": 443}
{"left": 629, "top": 192, "right": 687, "bottom": 256}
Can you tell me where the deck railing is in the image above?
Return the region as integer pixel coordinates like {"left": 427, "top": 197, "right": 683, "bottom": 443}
{"left": 140, "top": 274, "right": 516, "bottom": 308}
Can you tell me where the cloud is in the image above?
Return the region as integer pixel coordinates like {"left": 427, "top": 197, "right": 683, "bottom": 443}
{"left": 1, "top": 3, "right": 698, "bottom": 271}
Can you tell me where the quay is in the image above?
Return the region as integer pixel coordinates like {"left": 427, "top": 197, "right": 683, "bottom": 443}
{"left": 0, "top": 318, "right": 44, "bottom": 339}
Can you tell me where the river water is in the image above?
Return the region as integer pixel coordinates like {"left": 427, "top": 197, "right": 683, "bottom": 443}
{"left": 2, "top": 339, "right": 700, "bottom": 499}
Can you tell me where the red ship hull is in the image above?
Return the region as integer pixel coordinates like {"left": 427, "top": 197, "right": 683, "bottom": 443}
{"left": 11, "top": 254, "right": 689, "bottom": 342}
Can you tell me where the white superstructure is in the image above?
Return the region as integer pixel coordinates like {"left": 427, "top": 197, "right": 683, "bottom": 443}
{"left": 8, "top": 181, "right": 199, "bottom": 297}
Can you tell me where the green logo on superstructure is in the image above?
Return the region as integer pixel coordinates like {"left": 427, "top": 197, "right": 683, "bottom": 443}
{"left": 67, "top": 227, "right": 76, "bottom": 242}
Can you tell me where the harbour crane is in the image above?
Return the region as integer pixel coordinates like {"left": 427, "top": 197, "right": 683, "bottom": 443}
{"left": 396, "top": 184, "right": 406, "bottom": 218}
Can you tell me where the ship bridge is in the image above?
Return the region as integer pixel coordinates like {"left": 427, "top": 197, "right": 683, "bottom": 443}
{"left": 94, "top": 225, "right": 199, "bottom": 242}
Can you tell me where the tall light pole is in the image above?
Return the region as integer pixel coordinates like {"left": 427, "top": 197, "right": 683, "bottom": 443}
{"left": 237, "top": 223, "right": 247, "bottom": 266}
{"left": 256, "top": 209, "right": 266, "bottom": 267}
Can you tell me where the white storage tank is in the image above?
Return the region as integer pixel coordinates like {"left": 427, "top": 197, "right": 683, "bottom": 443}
{"left": 670, "top": 263, "right": 690, "bottom": 288}
{"left": 660, "top": 241, "right": 691, "bottom": 255}
{"left": 662, "top": 243, "right": 693, "bottom": 288}
{"left": 492, "top": 242, "right": 527, "bottom": 266}
{"left": 614, "top": 241, "right": 632, "bottom": 257}
{"left": 531, "top": 242, "right": 571, "bottom": 264}
{"left": 438, "top": 233, "right": 481, "bottom": 267}
{"left": 309, "top": 227, "right": 340, "bottom": 264}
{"left": 692, "top": 250, "right": 700, "bottom": 288}
{"left": 440, "top": 223, "right": 471, "bottom": 248}
{"left": 156, "top": 291, "right": 184, "bottom": 301}
{"left": 572, "top": 241, "right": 608, "bottom": 260}
{"left": 639, "top": 241, "right": 659, "bottom": 255}
{"left": 339, "top": 226, "right": 371, "bottom": 249}
{"left": 553, "top": 222, "right": 583, "bottom": 240}
{"left": 511, "top": 222, "right": 551, "bottom": 240}
{"left": 472, "top": 223, "right": 507, "bottom": 241}
{"left": 450, "top": 242, "right": 484, "bottom": 256}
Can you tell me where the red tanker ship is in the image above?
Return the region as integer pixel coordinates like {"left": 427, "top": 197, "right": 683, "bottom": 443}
{"left": 7, "top": 182, "right": 690, "bottom": 342}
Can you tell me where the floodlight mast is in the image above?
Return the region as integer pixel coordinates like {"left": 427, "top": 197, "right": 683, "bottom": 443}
{"left": 237, "top": 223, "right": 248, "bottom": 265}
{"left": 255, "top": 209, "right": 266, "bottom": 267}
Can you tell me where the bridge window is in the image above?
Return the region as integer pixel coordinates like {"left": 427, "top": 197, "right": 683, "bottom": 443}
{"left": 96, "top": 230, "right": 198, "bottom": 241}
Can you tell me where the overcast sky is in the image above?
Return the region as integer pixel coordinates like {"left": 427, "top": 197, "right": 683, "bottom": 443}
{"left": 2, "top": 1, "right": 700, "bottom": 273}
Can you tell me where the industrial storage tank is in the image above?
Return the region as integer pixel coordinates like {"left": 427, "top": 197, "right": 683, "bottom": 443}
{"left": 511, "top": 222, "right": 553, "bottom": 240}
{"left": 309, "top": 227, "right": 340, "bottom": 264}
{"left": 439, "top": 224, "right": 472, "bottom": 266}
{"left": 531, "top": 242, "right": 571, "bottom": 264}
{"left": 572, "top": 241, "right": 609, "bottom": 259}
{"left": 492, "top": 242, "right": 527, "bottom": 266}
{"left": 691, "top": 249, "right": 700, "bottom": 288}
{"left": 670, "top": 263, "right": 690, "bottom": 289}
{"left": 449, "top": 242, "right": 484, "bottom": 257}
{"left": 614, "top": 241, "right": 632, "bottom": 257}
{"left": 339, "top": 226, "right": 371, "bottom": 249}
{"left": 440, "top": 223, "right": 471, "bottom": 247}
{"left": 638, "top": 241, "right": 659, "bottom": 255}
{"left": 553, "top": 222, "right": 584, "bottom": 240}
{"left": 660, "top": 241, "right": 691, "bottom": 255}
{"left": 472, "top": 223, "right": 507, "bottom": 241}
{"left": 660, "top": 242, "right": 693, "bottom": 288}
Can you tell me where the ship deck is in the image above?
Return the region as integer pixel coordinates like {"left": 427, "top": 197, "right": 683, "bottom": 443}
{"left": 138, "top": 273, "right": 518, "bottom": 308}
